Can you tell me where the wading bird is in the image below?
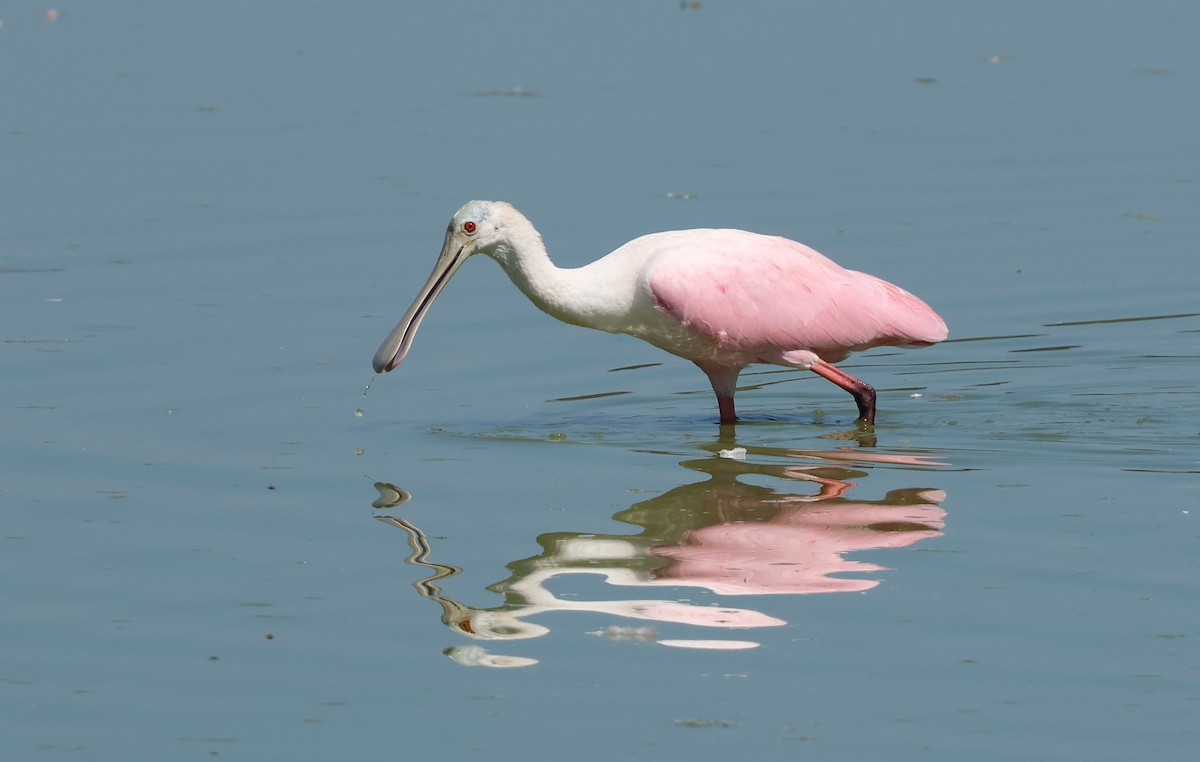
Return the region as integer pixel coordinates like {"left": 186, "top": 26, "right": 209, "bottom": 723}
{"left": 372, "top": 201, "right": 947, "bottom": 425}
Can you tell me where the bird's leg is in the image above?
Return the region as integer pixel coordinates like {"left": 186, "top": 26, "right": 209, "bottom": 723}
{"left": 699, "top": 365, "right": 741, "bottom": 424}
{"left": 716, "top": 395, "right": 737, "bottom": 424}
{"left": 810, "top": 359, "right": 876, "bottom": 425}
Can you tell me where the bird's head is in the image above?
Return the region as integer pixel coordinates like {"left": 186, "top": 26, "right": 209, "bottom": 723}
{"left": 447, "top": 199, "right": 502, "bottom": 253}
{"left": 371, "top": 200, "right": 536, "bottom": 373}
{"left": 443, "top": 200, "right": 541, "bottom": 269}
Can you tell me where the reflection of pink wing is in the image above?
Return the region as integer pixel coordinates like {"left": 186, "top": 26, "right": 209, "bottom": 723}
{"left": 650, "top": 502, "right": 945, "bottom": 596}
{"left": 630, "top": 602, "right": 785, "bottom": 628}
{"left": 658, "top": 639, "right": 760, "bottom": 650}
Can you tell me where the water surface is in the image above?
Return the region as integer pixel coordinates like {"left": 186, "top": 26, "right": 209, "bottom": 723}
{"left": 3, "top": 2, "right": 1198, "bottom": 760}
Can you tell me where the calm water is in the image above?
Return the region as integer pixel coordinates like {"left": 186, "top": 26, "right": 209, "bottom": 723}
{"left": 4, "top": 2, "right": 1198, "bottom": 760}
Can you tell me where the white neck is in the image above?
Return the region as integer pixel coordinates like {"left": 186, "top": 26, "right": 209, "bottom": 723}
{"left": 486, "top": 223, "right": 633, "bottom": 332}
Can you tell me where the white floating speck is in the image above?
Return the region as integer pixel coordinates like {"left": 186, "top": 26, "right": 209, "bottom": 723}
{"left": 717, "top": 447, "right": 747, "bottom": 460}
{"left": 909, "top": 393, "right": 923, "bottom": 399}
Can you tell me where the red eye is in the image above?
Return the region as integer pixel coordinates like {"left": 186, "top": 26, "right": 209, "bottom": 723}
{"left": 463, "top": 221, "right": 477, "bottom": 234}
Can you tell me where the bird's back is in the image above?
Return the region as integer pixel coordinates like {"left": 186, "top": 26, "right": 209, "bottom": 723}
{"left": 638, "top": 229, "right": 947, "bottom": 363}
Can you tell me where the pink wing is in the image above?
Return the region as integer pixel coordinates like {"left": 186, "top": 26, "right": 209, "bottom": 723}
{"left": 644, "top": 231, "right": 947, "bottom": 362}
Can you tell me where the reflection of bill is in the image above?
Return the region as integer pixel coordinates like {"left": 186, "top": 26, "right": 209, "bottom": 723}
{"left": 377, "top": 516, "right": 783, "bottom": 635}
{"left": 375, "top": 444, "right": 948, "bottom": 666}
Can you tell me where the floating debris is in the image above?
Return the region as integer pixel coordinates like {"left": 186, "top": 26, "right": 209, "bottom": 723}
{"left": 717, "top": 447, "right": 747, "bottom": 460}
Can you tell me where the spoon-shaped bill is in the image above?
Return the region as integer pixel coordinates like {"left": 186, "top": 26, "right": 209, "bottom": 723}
{"left": 372, "top": 236, "right": 468, "bottom": 373}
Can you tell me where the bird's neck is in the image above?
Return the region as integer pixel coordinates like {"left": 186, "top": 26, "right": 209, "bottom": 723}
{"left": 489, "top": 230, "right": 627, "bottom": 331}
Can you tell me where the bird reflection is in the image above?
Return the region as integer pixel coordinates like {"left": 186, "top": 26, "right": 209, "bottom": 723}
{"left": 626, "top": 448, "right": 946, "bottom": 596}
{"left": 375, "top": 442, "right": 947, "bottom": 667}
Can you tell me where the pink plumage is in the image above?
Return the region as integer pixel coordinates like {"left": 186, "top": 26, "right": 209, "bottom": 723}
{"left": 644, "top": 231, "right": 946, "bottom": 361}
{"left": 373, "top": 201, "right": 948, "bottom": 425}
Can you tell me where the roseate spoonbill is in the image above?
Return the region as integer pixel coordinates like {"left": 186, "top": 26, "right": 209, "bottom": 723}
{"left": 372, "top": 201, "right": 947, "bottom": 424}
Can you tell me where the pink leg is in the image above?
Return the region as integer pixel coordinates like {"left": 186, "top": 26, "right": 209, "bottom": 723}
{"left": 699, "top": 365, "right": 741, "bottom": 424}
{"left": 810, "top": 359, "right": 877, "bottom": 425}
